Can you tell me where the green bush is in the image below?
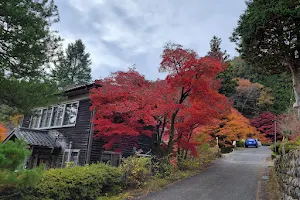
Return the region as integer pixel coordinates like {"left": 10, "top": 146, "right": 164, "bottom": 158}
{"left": 120, "top": 156, "right": 152, "bottom": 188}
{"left": 270, "top": 142, "right": 281, "bottom": 154}
{"left": 236, "top": 141, "right": 245, "bottom": 147}
{"left": 178, "top": 157, "right": 202, "bottom": 171}
{"left": 279, "top": 141, "right": 300, "bottom": 155}
{"left": 23, "top": 163, "right": 122, "bottom": 200}
{"left": 0, "top": 140, "right": 43, "bottom": 199}
{"left": 220, "top": 145, "right": 233, "bottom": 153}
{"left": 152, "top": 157, "right": 172, "bottom": 178}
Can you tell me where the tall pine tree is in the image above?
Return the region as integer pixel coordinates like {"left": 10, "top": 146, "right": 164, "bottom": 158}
{"left": 207, "top": 36, "right": 236, "bottom": 97}
{"left": 53, "top": 39, "right": 92, "bottom": 88}
{"left": 207, "top": 36, "right": 229, "bottom": 62}
{"left": 0, "top": 0, "right": 61, "bottom": 120}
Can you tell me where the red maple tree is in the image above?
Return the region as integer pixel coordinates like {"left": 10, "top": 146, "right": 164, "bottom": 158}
{"left": 90, "top": 43, "right": 231, "bottom": 158}
{"left": 250, "top": 112, "right": 280, "bottom": 142}
{"left": 159, "top": 43, "right": 230, "bottom": 154}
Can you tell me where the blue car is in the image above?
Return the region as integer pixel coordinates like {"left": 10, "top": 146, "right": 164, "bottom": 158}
{"left": 245, "top": 138, "right": 258, "bottom": 148}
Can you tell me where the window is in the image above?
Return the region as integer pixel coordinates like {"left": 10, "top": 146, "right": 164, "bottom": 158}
{"left": 30, "top": 110, "right": 42, "bottom": 129}
{"left": 29, "top": 101, "right": 79, "bottom": 129}
{"left": 101, "top": 151, "right": 121, "bottom": 166}
{"left": 63, "top": 102, "right": 79, "bottom": 126}
{"left": 40, "top": 108, "right": 52, "bottom": 128}
{"left": 51, "top": 105, "right": 64, "bottom": 127}
{"left": 61, "top": 149, "right": 80, "bottom": 168}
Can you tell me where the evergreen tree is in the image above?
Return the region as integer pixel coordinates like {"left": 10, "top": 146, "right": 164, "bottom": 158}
{"left": 0, "top": 0, "right": 61, "bottom": 119}
{"left": 53, "top": 40, "right": 92, "bottom": 88}
{"left": 231, "top": 0, "right": 300, "bottom": 117}
{"left": 207, "top": 36, "right": 236, "bottom": 97}
{"left": 207, "top": 36, "right": 229, "bottom": 62}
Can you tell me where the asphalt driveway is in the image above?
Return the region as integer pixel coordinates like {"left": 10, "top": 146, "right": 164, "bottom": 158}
{"left": 140, "top": 147, "right": 271, "bottom": 200}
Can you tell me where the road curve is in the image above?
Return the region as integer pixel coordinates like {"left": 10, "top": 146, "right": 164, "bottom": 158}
{"left": 140, "top": 147, "right": 271, "bottom": 200}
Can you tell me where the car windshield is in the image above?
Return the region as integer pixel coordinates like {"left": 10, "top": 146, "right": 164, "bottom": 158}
{"left": 247, "top": 139, "right": 255, "bottom": 141}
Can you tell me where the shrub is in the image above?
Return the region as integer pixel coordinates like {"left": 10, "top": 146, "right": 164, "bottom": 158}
{"left": 236, "top": 141, "right": 245, "bottom": 147}
{"left": 0, "top": 140, "right": 43, "bottom": 199}
{"left": 23, "top": 163, "right": 122, "bottom": 200}
{"left": 178, "top": 146, "right": 219, "bottom": 171}
{"left": 220, "top": 145, "right": 233, "bottom": 153}
{"left": 279, "top": 141, "right": 300, "bottom": 155}
{"left": 120, "top": 156, "right": 152, "bottom": 188}
{"left": 152, "top": 157, "right": 172, "bottom": 178}
{"left": 270, "top": 142, "right": 281, "bottom": 154}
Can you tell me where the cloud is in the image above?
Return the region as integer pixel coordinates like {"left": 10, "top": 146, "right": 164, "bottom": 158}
{"left": 54, "top": 0, "right": 246, "bottom": 80}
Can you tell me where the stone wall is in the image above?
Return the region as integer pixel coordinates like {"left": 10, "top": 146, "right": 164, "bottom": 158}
{"left": 275, "top": 148, "right": 300, "bottom": 200}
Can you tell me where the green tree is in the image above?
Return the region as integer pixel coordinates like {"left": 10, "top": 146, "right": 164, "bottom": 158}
{"left": 229, "top": 57, "right": 293, "bottom": 114}
{"left": 0, "top": 140, "right": 43, "bottom": 197}
{"left": 207, "top": 36, "right": 229, "bottom": 62}
{"left": 53, "top": 39, "right": 92, "bottom": 88}
{"left": 207, "top": 36, "right": 237, "bottom": 97}
{"left": 0, "top": 0, "right": 61, "bottom": 119}
{"left": 231, "top": 0, "right": 300, "bottom": 116}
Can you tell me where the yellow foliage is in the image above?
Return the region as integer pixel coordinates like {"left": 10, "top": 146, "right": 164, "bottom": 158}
{"left": 9, "top": 114, "right": 23, "bottom": 127}
{"left": 218, "top": 109, "right": 259, "bottom": 141}
{"left": 195, "top": 109, "right": 261, "bottom": 144}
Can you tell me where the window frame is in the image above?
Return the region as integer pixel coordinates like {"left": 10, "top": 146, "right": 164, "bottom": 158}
{"left": 100, "top": 151, "right": 122, "bottom": 166}
{"left": 29, "top": 101, "right": 79, "bottom": 130}
{"left": 61, "top": 149, "right": 80, "bottom": 168}
{"left": 62, "top": 102, "right": 80, "bottom": 127}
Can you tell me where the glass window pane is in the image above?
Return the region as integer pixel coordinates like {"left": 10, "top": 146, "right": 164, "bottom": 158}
{"left": 51, "top": 107, "right": 58, "bottom": 127}
{"left": 30, "top": 116, "right": 37, "bottom": 129}
{"left": 69, "top": 103, "right": 78, "bottom": 124}
{"left": 63, "top": 102, "right": 78, "bottom": 126}
{"left": 31, "top": 110, "right": 42, "bottom": 129}
{"left": 56, "top": 105, "right": 64, "bottom": 126}
{"left": 63, "top": 104, "right": 71, "bottom": 125}
{"left": 45, "top": 109, "right": 52, "bottom": 127}
{"left": 40, "top": 109, "right": 47, "bottom": 128}
{"left": 40, "top": 109, "right": 52, "bottom": 128}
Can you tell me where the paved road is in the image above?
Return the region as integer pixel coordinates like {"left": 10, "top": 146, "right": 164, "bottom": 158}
{"left": 141, "top": 147, "right": 271, "bottom": 200}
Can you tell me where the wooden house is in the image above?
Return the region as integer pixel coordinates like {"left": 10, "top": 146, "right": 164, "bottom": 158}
{"left": 3, "top": 83, "right": 154, "bottom": 168}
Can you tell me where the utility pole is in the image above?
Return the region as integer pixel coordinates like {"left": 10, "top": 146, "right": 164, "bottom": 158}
{"left": 274, "top": 119, "right": 277, "bottom": 154}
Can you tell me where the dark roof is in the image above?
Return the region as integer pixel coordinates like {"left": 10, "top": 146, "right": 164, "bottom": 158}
{"left": 64, "top": 83, "right": 101, "bottom": 93}
{"left": 3, "top": 128, "right": 60, "bottom": 148}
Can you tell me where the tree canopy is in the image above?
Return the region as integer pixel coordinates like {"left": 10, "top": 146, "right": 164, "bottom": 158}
{"left": 90, "top": 43, "right": 231, "bottom": 159}
{"left": 0, "top": 0, "right": 61, "bottom": 118}
{"left": 53, "top": 39, "right": 92, "bottom": 88}
{"left": 231, "top": 0, "right": 300, "bottom": 114}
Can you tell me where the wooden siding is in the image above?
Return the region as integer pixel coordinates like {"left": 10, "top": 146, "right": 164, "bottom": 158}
{"left": 90, "top": 134, "right": 154, "bottom": 164}
{"left": 21, "top": 99, "right": 92, "bottom": 167}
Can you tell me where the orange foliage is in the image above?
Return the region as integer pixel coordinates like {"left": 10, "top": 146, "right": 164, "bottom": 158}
{"left": 195, "top": 109, "right": 261, "bottom": 145}
{"left": 218, "top": 109, "right": 260, "bottom": 141}
{"left": 0, "top": 124, "right": 7, "bottom": 142}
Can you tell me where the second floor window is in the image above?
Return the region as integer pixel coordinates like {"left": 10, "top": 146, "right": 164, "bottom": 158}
{"left": 29, "top": 101, "right": 79, "bottom": 129}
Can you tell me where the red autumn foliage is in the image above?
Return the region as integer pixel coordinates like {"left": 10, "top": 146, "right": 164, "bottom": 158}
{"left": 90, "top": 43, "right": 231, "bottom": 158}
{"left": 250, "top": 112, "right": 280, "bottom": 142}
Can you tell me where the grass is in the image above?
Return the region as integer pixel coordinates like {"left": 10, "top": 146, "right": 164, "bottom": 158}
{"left": 267, "top": 166, "right": 280, "bottom": 200}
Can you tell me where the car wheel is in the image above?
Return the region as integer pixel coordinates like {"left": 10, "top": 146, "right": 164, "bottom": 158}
{"left": 245, "top": 145, "right": 248, "bottom": 148}
{"left": 256, "top": 145, "right": 258, "bottom": 148}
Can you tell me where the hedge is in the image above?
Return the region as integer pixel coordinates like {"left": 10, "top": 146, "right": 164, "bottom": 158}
{"left": 22, "top": 163, "right": 122, "bottom": 200}
{"left": 279, "top": 141, "right": 300, "bottom": 155}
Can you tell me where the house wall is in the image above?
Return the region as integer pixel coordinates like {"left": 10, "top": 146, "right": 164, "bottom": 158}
{"left": 22, "top": 99, "right": 92, "bottom": 167}
{"left": 90, "top": 135, "right": 154, "bottom": 164}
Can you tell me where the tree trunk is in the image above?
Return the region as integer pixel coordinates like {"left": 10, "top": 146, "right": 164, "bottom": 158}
{"left": 288, "top": 63, "right": 300, "bottom": 120}
{"left": 167, "top": 109, "right": 179, "bottom": 153}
